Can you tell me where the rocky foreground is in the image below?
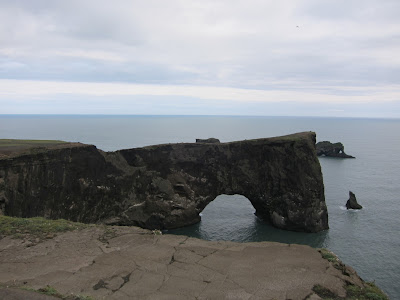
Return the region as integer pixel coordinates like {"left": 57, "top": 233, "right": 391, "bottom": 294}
{"left": 0, "top": 223, "right": 385, "bottom": 300}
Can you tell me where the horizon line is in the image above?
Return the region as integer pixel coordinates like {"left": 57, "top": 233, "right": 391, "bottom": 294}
{"left": 0, "top": 114, "right": 399, "bottom": 120}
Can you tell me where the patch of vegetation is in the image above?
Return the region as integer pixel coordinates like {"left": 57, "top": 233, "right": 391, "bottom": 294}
{"left": 0, "top": 215, "right": 89, "bottom": 240}
{"left": 317, "top": 248, "right": 353, "bottom": 276}
{"left": 345, "top": 282, "right": 389, "bottom": 300}
{"left": 0, "top": 139, "right": 67, "bottom": 147}
{"left": 0, "top": 139, "right": 71, "bottom": 158}
{"left": 312, "top": 284, "right": 340, "bottom": 299}
{"left": 23, "top": 285, "right": 94, "bottom": 300}
{"left": 318, "top": 248, "right": 339, "bottom": 263}
{"left": 38, "top": 285, "right": 62, "bottom": 297}
{"left": 312, "top": 283, "right": 389, "bottom": 300}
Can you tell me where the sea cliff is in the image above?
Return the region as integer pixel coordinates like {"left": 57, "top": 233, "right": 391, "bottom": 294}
{"left": 0, "top": 132, "right": 328, "bottom": 232}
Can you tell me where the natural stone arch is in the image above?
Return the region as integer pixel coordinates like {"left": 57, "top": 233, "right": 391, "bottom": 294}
{"left": 118, "top": 132, "right": 328, "bottom": 232}
{"left": 1, "top": 132, "right": 328, "bottom": 233}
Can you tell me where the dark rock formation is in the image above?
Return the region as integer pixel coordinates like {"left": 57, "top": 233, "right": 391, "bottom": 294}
{"left": 0, "top": 132, "right": 328, "bottom": 232}
{"left": 346, "top": 191, "right": 362, "bottom": 209}
{"left": 316, "top": 141, "right": 355, "bottom": 158}
{"left": 196, "top": 138, "right": 220, "bottom": 144}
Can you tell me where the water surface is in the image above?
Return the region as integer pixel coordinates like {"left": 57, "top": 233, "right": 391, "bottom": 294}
{"left": 1, "top": 115, "right": 399, "bottom": 298}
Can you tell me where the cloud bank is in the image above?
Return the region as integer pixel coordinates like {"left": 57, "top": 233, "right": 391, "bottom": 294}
{"left": 1, "top": 0, "right": 399, "bottom": 116}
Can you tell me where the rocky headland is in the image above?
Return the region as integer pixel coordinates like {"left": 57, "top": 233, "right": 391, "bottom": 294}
{"left": 316, "top": 141, "right": 355, "bottom": 158}
{"left": 0, "top": 136, "right": 389, "bottom": 299}
{"left": 0, "top": 132, "right": 328, "bottom": 233}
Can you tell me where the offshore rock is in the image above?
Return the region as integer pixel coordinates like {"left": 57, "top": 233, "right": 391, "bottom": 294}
{"left": 316, "top": 141, "right": 355, "bottom": 158}
{"left": 346, "top": 191, "right": 363, "bottom": 209}
{"left": 0, "top": 132, "right": 328, "bottom": 232}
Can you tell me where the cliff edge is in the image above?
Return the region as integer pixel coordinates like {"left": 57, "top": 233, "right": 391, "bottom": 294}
{"left": 0, "top": 132, "right": 328, "bottom": 232}
{"left": 0, "top": 220, "right": 386, "bottom": 300}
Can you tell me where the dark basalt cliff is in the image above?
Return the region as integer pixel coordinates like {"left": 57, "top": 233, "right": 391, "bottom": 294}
{"left": 0, "top": 132, "right": 328, "bottom": 232}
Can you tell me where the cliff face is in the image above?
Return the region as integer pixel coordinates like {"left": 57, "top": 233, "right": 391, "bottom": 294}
{"left": 0, "top": 132, "right": 328, "bottom": 232}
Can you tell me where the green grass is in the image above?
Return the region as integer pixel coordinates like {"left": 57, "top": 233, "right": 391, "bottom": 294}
{"left": 1, "top": 217, "right": 95, "bottom": 298}
{"left": 312, "top": 282, "right": 389, "bottom": 300}
{"left": 37, "top": 285, "right": 61, "bottom": 297}
{"left": 0, "top": 215, "right": 90, "bottom": 240}
{"left": 346, "top": 283, "right": 389, "bottom": 300}
{"left": 0, "top": 139, "right": 67, "bottom": 147}
{"left": 0, "top": 139, "right": 70, "bottom": 158}
{"left": 318, "top": 248, "right": 339, "bottom": 263}
{"left": 315, "top": 249, "right": 388, "bottom": 300}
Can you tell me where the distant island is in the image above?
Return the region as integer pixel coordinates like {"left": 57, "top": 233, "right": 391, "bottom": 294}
{"left": 316, "top": 141, "right": 355, "bottom": 158}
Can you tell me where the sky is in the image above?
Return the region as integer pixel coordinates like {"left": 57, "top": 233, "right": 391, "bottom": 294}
{"left": 1, "top": 0, "right": 400, "bottom": 117}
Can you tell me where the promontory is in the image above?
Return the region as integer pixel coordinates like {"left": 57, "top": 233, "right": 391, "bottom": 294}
{"left": 0, "top": 132, "right": 328, "bottom": 232}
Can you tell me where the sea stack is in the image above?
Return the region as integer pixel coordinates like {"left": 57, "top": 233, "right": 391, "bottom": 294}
{"left": 316, "top": 141, "right": 355, "bottom": 158}
{"left": 346, "top": 191, "right": 363, "bottom": 209}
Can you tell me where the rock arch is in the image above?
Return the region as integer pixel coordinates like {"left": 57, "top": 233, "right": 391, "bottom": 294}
{"left": 0, "top": 132, "right": 328, "bottom": 232}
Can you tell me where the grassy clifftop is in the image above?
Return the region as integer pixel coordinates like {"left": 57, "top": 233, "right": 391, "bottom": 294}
{"left": 0, "top": 139, "right": 84, "bottom": 158}
{"left": 0, "top": 215, "right": 90, "bottom": 240}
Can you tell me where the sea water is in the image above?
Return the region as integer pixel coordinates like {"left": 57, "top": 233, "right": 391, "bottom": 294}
{"left": 0, "top": 115, "right": 399, "bottom": 298}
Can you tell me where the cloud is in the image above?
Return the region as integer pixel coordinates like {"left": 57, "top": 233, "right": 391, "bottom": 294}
{"left": 0, "top": 0, "right": 399, "bottom": 116}
{"left": 1, "top": 79, "right": 399, "bottom": 104}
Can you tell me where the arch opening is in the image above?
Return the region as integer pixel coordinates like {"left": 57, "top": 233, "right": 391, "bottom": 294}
{"left": 169, "top": 194, "right": 266, "bottom": 242}
{"left": 198, "top": 194, "right": 258, "bottom": 241}
{"left": 167, "top": 193, "right": 329, "bottom": 246}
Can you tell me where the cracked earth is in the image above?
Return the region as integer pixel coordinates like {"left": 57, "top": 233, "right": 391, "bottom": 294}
{"left": 0, "top": 226, "right": 364, "bottom": 299}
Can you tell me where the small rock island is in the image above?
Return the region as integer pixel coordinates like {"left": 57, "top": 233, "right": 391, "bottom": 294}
{"left": 346, "top": 191, "right": 363, "bottom": 209}
{"left": 316, "top": 141, "right": 355, "bottom": 158}
{"left": 0, "top": 132, "right": 328, "bottom": 232}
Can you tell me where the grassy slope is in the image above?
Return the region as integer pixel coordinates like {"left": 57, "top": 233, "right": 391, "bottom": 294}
{"left": 0, "top": 215, "right": 90, "bottom": 240}
{"left": 0, "top": 139, "right": 74, "bottom": 158}
{"left": 0, "top": 139, "right": 67, "bottom": 147}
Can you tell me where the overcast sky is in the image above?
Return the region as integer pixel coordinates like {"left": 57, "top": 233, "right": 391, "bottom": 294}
{"left": 1, "top": 0, "right": 400, "bottom": 117}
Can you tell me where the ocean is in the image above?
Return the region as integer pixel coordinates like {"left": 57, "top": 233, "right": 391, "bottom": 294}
{"left": 0, "top": 115, "right": 399, "bottom": 299}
